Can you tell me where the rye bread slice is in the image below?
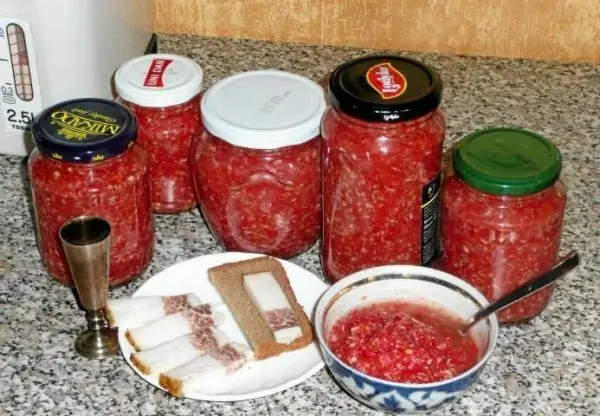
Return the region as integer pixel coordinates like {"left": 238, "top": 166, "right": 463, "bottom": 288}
{"left": 208, "top": 256, "right": 314, "bottom": 360}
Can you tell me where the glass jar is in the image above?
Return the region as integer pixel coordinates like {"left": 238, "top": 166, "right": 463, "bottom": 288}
{"left": 322, "top": 55, "right": 445, "bottom": 282}
{"left": 192, "top": 70, "right": 326, "bottom": 258}
{"left": 28, "top": 98, "right": 154, "bottom": 286}
{"left": 439, "top": 128, "right": 567, "bottom": 323}
{"left": 115, "top": 54, "right": 203, "bottom": 214}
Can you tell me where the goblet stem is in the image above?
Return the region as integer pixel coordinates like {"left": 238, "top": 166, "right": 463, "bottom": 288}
{"left": 86, "top": 309, "right": 107, "bottom": 331}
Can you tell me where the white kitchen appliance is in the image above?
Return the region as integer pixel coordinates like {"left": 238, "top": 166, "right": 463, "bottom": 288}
{"left": 0, "top": 0, "right": 156, "bottom": 156}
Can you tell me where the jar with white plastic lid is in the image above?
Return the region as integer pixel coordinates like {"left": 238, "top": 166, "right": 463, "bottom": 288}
{"left": 115, "top": 54, "right": 203, "bottom": 214}
{"left": 192, "top": 70, "right": 326, "bottom": 258}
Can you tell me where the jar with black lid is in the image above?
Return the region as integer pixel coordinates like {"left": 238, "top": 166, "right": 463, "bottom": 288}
{"left": 321, "top": 55, "right": 445, "bottom": 282}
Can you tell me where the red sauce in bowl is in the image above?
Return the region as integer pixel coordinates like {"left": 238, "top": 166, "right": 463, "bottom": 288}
{"left": 327, "top": 301, "right": 480, "bottom": 384}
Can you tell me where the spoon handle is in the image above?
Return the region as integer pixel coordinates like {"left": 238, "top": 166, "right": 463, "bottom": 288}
{"left": 462, "top": 250, "right": 580, "bottom": 333}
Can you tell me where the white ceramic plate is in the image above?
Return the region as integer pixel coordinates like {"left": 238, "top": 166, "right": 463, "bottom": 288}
{"left": 118, "top": 252, "right": 329, "bottom": 401}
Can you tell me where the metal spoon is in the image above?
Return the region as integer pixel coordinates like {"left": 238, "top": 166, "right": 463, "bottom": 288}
{"left": 461, "top": 250, "right": 580, "bottom": 334}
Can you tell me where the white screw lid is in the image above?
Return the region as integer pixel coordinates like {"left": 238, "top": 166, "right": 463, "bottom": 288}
{"left": 115, "top": 54, "right": 203, "bottom": 108}
{"left": 201, "top": 70, "right": 326, "bottom": 150}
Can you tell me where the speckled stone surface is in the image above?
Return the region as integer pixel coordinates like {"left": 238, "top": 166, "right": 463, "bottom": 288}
{"left": 0, "top": 34, "right": 598, "bottom": 416}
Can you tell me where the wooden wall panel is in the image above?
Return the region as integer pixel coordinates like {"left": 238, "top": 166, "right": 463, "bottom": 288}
{"left": 154, "top": 0, "right": 600, "bottom": 64}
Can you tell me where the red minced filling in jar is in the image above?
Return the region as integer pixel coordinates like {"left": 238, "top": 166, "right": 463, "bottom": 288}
{"left": 440, "top": 175, "right": 566, "bottom": 323}
{"left": 328, "top": 301, "right": 480, "bottom": 384}
{"left": 439, "top": 128, "right": 567, "bottom": 323}
{"left": 321, "top": 55, "right": 445, "bottom": 283}
{"left": 124, "top": 95, "right": 201, "bottom": 214}
{"left": 115, "top": 54, "right": 204, "bottom": 214}
{"left": 322, "top": 109, "right": 444, "bottom": 281}
{"left": 193, "top": 133, "right": 321, "bottom": 258}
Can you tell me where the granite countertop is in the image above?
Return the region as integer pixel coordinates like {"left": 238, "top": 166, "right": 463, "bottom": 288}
{"left": 1, "top": 34, "right": 599, "bottom": 416}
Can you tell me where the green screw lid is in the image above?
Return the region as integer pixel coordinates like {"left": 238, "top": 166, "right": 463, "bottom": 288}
{"left": 453, "top": 127, "right": 562, "bottom": 196}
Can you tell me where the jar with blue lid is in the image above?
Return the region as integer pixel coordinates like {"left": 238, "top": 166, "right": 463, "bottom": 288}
{"left": 28, "top": 98, "right": 154, "bottom": 286}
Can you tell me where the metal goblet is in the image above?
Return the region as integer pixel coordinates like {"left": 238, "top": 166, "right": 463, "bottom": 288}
{"left": 59, "top": 216, "right": 118, "bottom": 359}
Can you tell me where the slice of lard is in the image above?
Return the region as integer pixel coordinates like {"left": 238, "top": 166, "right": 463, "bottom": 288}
{"left": 125, "top": 304, "right": 224, "bottom": 351}
{"left": 105, "top": 293, "right": 205, "bottom": 329}
{"left": 131, "top": 326, "right": 231, "bottom": 376}
{"left": 159, "top": 343, "right": 253, "bottom": 397}
{"left": 243, "top": 271, "right": 302, "bottom": 344}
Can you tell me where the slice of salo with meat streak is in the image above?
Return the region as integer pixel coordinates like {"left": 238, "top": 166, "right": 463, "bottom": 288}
{"left": 130, "top": 326, "right": 230, "bottom": 376}
{"left": 105, "top": 293, "right": 205, "bottom": 329}
{"left": 159, "top": 343, "right": 253, "bottom": 397}
{"left": 125, "top": 305, "right": 224, "bottom": 351}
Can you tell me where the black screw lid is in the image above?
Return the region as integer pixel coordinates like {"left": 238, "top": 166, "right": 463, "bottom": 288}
{"left": 328, "top": 55, "right": 443, "bottom": 123}
{"left": 32, "top": 98, "right": 137, "bottom": 163}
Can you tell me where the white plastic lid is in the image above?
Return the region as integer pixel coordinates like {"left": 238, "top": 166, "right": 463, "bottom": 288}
{"left": 201, "top": 70, "right": 326, "bottom": 149}
{"left": 115, "top": 54, "right": 203, "bottom": 108}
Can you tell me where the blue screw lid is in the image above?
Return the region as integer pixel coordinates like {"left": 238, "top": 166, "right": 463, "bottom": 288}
{"left": 32, "top": 98, "right": 137, "bottom": 163}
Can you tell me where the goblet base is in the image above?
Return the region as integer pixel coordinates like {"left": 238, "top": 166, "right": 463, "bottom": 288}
{"left": 74, "top": 327, "right": 118, "bottom": 360}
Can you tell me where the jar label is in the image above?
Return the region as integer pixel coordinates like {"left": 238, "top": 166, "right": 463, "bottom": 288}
{"left": 366, "top": 62, "right": 408, "bottom": 100}
{"left": 421, "top": 171, "right": 441, "bottom": 266}
{"left": 143, "top": 58, "right": 173, "bottom": 88}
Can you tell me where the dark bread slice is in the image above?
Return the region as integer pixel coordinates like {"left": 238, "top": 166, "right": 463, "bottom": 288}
{"left": 208, "top": 256, "right": 313, "bottom": 360}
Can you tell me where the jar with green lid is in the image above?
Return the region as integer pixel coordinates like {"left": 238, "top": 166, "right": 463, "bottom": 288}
{"left": 439, "top": 127, "right": 566, "bottom": 323}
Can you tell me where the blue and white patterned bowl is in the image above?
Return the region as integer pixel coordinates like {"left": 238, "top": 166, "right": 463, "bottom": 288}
{"left": 314, "top": 265, "right": 499, "bottom": 414}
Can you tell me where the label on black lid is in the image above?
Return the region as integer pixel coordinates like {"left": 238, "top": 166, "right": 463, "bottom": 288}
{"left": 421, "top": 171, "right": 441, "bottom": 266}
{"left": 329, "top": 55, "right": 443, "bottom": 123}
{"left": 48, "top": 107, "right": 122, "bottom": 142}
{"left": 366, "top": 62, "right": 408, "bottom": 100}
{"left": 32, "top": 98, "right": 136, "bottom": 163}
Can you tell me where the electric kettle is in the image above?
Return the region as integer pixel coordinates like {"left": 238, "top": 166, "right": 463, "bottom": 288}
{"left": 0, "top": 0, "right": 156, "bottom": 156}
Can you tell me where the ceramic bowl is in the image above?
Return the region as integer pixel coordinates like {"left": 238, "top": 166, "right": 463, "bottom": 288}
{"left": 314, "top": 265, "right": 499, "bottom": 414}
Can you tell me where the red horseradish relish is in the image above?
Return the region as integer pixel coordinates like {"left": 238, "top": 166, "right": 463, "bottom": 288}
{"left": 193, "top": 134, "right": 321, "bottom": 257}
{"left": 29, "top": 99, "right": 154, "bottom": 286}
{"left": 322, "top": 56, "right": 445, "bottom": 282}
{"left": 440, "top": 128, "right": 566, "bottom": 323}
{"left": 192, "top": 70, "right": 326, "bottom": 258}
{"left": 328, "top": 301, "right": 479, "bottom": 384}
{"left": 116, "top": 55, "right": 204, "bottom": 214}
